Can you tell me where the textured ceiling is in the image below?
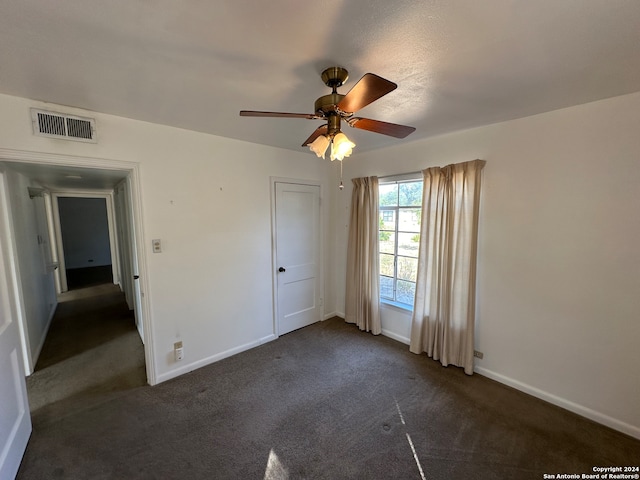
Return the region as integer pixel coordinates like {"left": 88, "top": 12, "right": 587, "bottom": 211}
{"left": 1, "top": 0, "right": 640, "bottom": 158}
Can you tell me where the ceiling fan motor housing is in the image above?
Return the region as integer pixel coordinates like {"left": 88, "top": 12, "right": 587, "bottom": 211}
{"left": 314, "top": 93, "right": 345, "bottom": 116}
{"left": 316, "top": 67, "right": 350, "bottom": 120}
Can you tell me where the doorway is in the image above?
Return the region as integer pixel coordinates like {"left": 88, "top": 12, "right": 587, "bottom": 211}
{"left": 272, "top": 180, "right": 322, "bottom": 336}
{"left": 56, "top": 196, "right": 114, "bottom": 291}
{"left": 0, "top": 149, "right": 154, "bottom": 385}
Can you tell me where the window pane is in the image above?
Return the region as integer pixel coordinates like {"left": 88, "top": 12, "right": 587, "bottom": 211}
{"left": 379, "top": 184, "right": 398, "bottom": 206}
{"left": 378, "top": 179, "right": 423, "bottom": 308}
{"left": 399, "top": 181, "right": 422, "bottom": 206}
{"left": 379, "top": 231, "right": 395, "bottom": 254}
{"left": 398, "top": 208, "right": 420, "bottom": 232}
{"left": 397, "top": 232, "right": 420, "bottom": 258}
{"left": 380, "top": 276, "right": 393, "bottom": 299}
{"left": 379, "top": 253, "right": 394, "bottom": 277}
{"left": 397, "top": 256, "right": 418, "bottom": 282}
{"left": 396, "top": 280, "right": 416, "bottom": 305}
{"left": 379, "top": 209, "right": 396, "bottom": 230}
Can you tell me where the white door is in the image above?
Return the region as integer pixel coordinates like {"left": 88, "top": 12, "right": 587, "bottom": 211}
{"left": 275, "top": 182, "right": 321, "bottom": 335}
{"left": 123, "top": 178, "right": 145, "bottom": 342}
{"left": 114, "top": 178, "right": 144, "bottom": 342}
{"left": 0, "top": 173, "right": 31, "bottom": 479}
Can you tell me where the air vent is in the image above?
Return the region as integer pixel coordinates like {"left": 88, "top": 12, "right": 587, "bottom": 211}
{"left": 31, "top": 108, "right": 97, "bottom": 143}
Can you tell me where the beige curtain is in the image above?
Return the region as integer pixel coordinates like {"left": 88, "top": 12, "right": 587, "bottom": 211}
{"left": 345, "top": 176, "right": 381, "bottom": 334}
{"left": 409, "top": 160, "right": 486, "bottom": 374}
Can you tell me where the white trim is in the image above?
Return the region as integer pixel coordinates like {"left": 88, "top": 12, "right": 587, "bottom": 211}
{"left": 381, "top": 329, "right": 410, "bottom": 345}
{"left": 31, "top": 302, "right": 57, "bottom": 366}
{"left": 126, "top": 164, "right": 155, "bottom": 385}
{"left": 156, "top": 334, "right": 278, "bottom": 384}
{"left": 43, "top": 193, "right": 61, "bottom": 293}
{"left": 0, "top": 148, "right": 156, "bottom": 386}
{"left": 50, "top": 191, "right": 119, "bottom": 293}
{"left": 474, "top": 366, "right": 640, "bottom": 440}
{"left": 0, "top": 171, "right": 33, "bottom": 374}
{"left": 323, "top": 311, "right": 338, "bottom": 321}
{"left": 0, "top": 148, "right": 136, "bottom": 171}
{"left": 50, "top": 195, "right": 67, "bottom": 292}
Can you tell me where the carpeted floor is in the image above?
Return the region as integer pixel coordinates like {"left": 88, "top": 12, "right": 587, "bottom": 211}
{"left": 18, "top": 290, "right": 640, "bottom": 479}
{"left": 65, "top": 265, "right": 114, "bottom": 291}
{"left": 25, "top": 284, "right": 146, "bottom": 421}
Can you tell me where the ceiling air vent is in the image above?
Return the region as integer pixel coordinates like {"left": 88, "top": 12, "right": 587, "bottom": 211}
{"left": 31, "top": 108, "right": 97, "bottom": 143}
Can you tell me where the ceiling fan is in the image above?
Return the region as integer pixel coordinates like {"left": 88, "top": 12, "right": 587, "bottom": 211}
{"left": 240, "top": 67, "right": 416, "bottom": 162}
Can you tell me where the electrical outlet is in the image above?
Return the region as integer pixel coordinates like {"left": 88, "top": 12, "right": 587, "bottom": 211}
{"left": 152, "top": 239, "right": 162, "bottom": 253}
{"left": 174, "top": 341, "right": 184, "bottom": 361}
{"left": 474, "top": 350, "right": 484, "bottom": 359}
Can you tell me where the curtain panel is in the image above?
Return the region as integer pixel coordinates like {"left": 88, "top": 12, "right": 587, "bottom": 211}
{"left": 345, "top": 176, "right": 381, "bottom": 335}
{"left": 409, "top": 159, "right": 486, "bottom": 374}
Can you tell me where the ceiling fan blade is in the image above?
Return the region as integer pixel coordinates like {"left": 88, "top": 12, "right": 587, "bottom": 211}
{"left": 347, "top": 117, "right": 416, "bottom": 138}
{"left": 337, "top": 73, "right": 397, "bottom": 114}
{"left": 302, "top": 125, "right": 328, "bottom": 146}
{"left": 240, "top": 110, "right": 318, "bottom": 119}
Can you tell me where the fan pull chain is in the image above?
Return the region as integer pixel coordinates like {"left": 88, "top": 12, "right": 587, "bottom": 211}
{"left": 339, "top": 160, "right": 344, "bottom": 190}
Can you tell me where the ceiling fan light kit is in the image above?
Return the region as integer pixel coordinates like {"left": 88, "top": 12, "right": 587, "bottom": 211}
{"left": 240, "top": 66, "right": 415, "bottom": 186}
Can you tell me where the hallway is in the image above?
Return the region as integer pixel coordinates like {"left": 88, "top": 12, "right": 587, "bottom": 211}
{"left": 26, "top": 284, "right": 146, "bottom": 418}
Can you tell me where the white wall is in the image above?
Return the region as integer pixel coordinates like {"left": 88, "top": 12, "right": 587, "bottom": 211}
{"left": 0, "top": 93, "right": 336, "bottom": 384}
{"left": 336, "top": 91, "right": 640, "bottom": 438}
{"left": 2, "top": 169, "right": 57, "bottom": 371}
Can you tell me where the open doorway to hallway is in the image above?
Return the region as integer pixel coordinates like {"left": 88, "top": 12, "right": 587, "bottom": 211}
{"left": 0, "top": 150, "right": 153, "bottom": 383}
{"left": 0, "top": 150, "right": 154, "bottom": 476}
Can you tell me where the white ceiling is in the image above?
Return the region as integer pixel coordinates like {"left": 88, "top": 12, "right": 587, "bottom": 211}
{"left": 1, "top": 0, "right": 640, "bottom": 158}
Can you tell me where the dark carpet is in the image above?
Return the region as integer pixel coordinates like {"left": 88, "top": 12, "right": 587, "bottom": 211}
{"left": 65, "top": 265, "right": 113, "bottom": 290}
{"left": 18, "top": 292, "right": 640, "bottom": 479}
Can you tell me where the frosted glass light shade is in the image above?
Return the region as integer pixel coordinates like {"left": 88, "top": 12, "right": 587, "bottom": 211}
{"left": 330, "top": 132, "right": 355, "bottom": 161}
{"left": 308, "top": 135, "right": 330, "bottom": 159}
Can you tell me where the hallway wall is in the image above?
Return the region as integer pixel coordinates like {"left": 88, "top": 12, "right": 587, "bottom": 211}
{"left": 2, "top": 169, "right": 57, "bottom": 372}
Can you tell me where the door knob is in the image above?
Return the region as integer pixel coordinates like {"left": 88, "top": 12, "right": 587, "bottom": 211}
{"left": 278, "top": 267, "right": 286, "bottom": 272}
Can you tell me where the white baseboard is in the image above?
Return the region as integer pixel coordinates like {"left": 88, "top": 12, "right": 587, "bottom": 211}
{"left": 474, "top": 366, "right": 640, "bottom": 440}
{"left": 31, "top": 301, "right": 58, "bottom": 372}
{"left": 156, "top": 333, "right": 278, "bottom": 384}
{"left": 381, "top": 329, "right": 410, "bottom": 345}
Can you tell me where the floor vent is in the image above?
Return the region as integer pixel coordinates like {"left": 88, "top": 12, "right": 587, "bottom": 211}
{"left": 31, "top": 108, "right": 97, "bottom": 143}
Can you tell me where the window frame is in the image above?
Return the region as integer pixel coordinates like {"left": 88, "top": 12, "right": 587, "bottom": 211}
{"left": 378, "top": 174, "right": 422, "bottom": 310}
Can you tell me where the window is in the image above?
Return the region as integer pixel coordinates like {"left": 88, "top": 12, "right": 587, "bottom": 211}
{"left": 379, "top": 178, "right": 422, "bottom": 308}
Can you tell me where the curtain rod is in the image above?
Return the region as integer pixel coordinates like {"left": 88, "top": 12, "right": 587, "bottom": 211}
{"left": 378, "top": 171, "right": 422, "bottom": 183}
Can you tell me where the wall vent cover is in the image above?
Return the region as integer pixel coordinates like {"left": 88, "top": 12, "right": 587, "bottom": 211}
{"left": 31, "top": 108, "right": 97, "bottom": 143}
